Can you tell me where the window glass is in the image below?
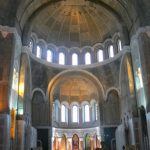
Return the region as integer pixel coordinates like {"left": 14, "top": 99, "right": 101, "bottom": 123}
{"left": 47, "top": 50, "right": 52, "bottom": 62}
{"left": 61, "top": 105, "right": 66, "bottom": 122}
{"left": 59, "top": 52, "right": 65, "bottom": 65}
{"left": 97, "top": 50, "right": 103, "bottom": 62}
{"left": 36, "top": 46, "right": 41, "bottom": 58}
{"left": 85, "top": 52, "right": 91, "bottom": 65}
{"left": 72, "top": 105, "right": 78, "bottom": 122}
{"left": 84, "top": 104, "right": 90, "bottom": 122}
{"left": 72, "top": 53, "right": 78, "bottom": 65}
{"left": 108, "top": 45, "right": 114, "bottom": 58}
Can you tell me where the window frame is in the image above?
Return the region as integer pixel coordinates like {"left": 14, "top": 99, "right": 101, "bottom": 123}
{"left": 72, "top": 105, "right": 79, "bottom": 123}
{"left": 59, "top": 52, "right": 65, "bottom": 65}
{"left": 47, "top": 50, "right": 53, "bottom": 62}
{"left": 72, "top": 53, "right": 78, "bottom": 66}
{"left": 36, "top": 45, "right": 42, "bottom": 58}
{"left": 97, "top": 49, "right": 103, "bottom": 62}
{"left": 83, "top": 104, "right": 90, "bottom": 122}
{"left": 85, "top": 52, "right": 91, "bottom": 65}
{"left": 61, "top": 104, "right": 67, "bottom": 123}
{"left": 108, "top": 45, "right": 114, "bottom": 58}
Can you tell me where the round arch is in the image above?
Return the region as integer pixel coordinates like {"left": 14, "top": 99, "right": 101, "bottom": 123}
{"left": 105, "top": 87, "right": 120, "bottom": 101}
{"left": 46, "top": 69, "right": 105, "bottom": 124}
{"left": 31, "top": 88, "right": 46, "bottom": 102}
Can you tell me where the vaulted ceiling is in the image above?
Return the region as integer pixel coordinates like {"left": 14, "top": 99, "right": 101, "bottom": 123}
{"left": 17, "top": 0, "right": 138, "bottom": 47}
{"left": 53, "top": 75, "right": 99, "bottom": 103}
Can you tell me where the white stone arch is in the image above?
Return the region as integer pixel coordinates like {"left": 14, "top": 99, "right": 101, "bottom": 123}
{"left": 70, "top": 101, "right": 80, "bottom": 108}
{"left": 105, "top": 87, "right": 120, "bottom": 101}
{"left": 61, "top": 101, "right": 69, "bottom": 108}
{"left": 90, "top": 99, "right": 97, "bottom": 106}
{"left": 46, "top": 69, "right": 105, "bottom": 124}
{"left": 47, "top": 69, "right": 105, "bottom": 100}
{"left": 31, "top": 88, "right": 46, "bottom": 102}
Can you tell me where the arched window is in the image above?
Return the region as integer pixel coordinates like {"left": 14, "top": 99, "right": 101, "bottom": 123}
{"left": 85, "top": 52, "right": 91, "bottom": 65}
{"left": 108, "top": 45, "right": 114, "bottom": 58}
{"left": 72, "top": 105, "right": 78, "bottom": 122}
{"left": 47, "top": 50, "right": 53, "bottom": 62}
{"left": 84, "top": 104, "right": 90, "bottom": 122}
{"left": 61, "top": 104, "right": 67, "bottom": 122}
{"left": 117, "top": 39, "right": 122, "bottom": 51}
{"left": 28, "top": 39, "right": 33, "bottom": 52}
{"left": 36, "top": 46, "right": 42, "bottom": 58}
{"left": 59, "top": 52, "right": 65, "bottom": 65}
{"left": 72, "top": 53, "right": 78, "bottom": 65}
{"left": 97, "top": 50, "right": 103, "bottom": 62}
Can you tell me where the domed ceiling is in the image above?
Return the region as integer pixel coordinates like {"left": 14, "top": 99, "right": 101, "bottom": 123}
{"left": 30, "top": 0, "right": 122, "bottom": 48}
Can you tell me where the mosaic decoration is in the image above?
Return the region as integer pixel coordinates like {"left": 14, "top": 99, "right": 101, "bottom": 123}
{"left": 72, "top": 134, "right": 79, "bottom": 150}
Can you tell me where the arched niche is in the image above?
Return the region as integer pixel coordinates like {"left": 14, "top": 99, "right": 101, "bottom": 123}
{"left": 72, "top": 134, "right": 79, "bottom": 150}
{"left": 32, "top": 89, "right": 48, "bottom": 126}
{"left": 47, "top": 70, "right": 105, "bottom": 125}
{"left": 102, "top": 89, "right": 120, "bottom": 125}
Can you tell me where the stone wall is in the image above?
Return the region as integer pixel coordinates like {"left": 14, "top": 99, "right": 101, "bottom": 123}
{"left": 0, "top": 114, "right": 10, "bottom": 150}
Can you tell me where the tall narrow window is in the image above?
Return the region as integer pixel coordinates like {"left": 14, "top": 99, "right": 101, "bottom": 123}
{"left": 47, "top": 50, "right": 52, "bottom": 62}
{"left": 108, "top": 45, "right": 114, "bottom": 58}
{"left": 118, "top": 40, "right": 122, "bottom": 51}
{"left": 85, "top": 52, "right": 91, "bottom": 65}
{"left": 59, "top": 52, "right": 65, "bottom": 65}
{"left": 95, "top": 103, "right": 98, "bottom": 121}
{"left": 61, "top": 105, "right": 66, "bottom": 122}
{"left": 84, "top": 104, "right": 90, "bottom": 122}
{"left": 36, "top": 46, "right": 41, "bottom": 58}
{"left": 72, "top": 53, "right": 78, "bottom": 66}
{"left": 97, "top": 50, "right": 103, "bottom": 62}
{"left": 72, "top": 105, "right": 78, "bottom": 122}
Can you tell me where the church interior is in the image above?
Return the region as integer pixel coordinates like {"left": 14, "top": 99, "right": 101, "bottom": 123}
{"left": 0, "top": 0, "right": 150, "bottom": 150}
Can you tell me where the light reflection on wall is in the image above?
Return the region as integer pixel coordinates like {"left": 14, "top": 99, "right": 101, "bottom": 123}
{"left": 19, "top": 82, "right": 24, "bottom": 97}
{"left": 10, "top": 68, "right": 19, "bottom": 110}
{"left": 135, "top": 67, "right": 146, "bottom": 108}
{"left": 18, "top": 62, "right": 25, "bottom": 115}
{"left": 137, "top": 68, "right": 143, "bottom": 88}
{"left": 127, "top": 59, "right": 134, "bottom": 95}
